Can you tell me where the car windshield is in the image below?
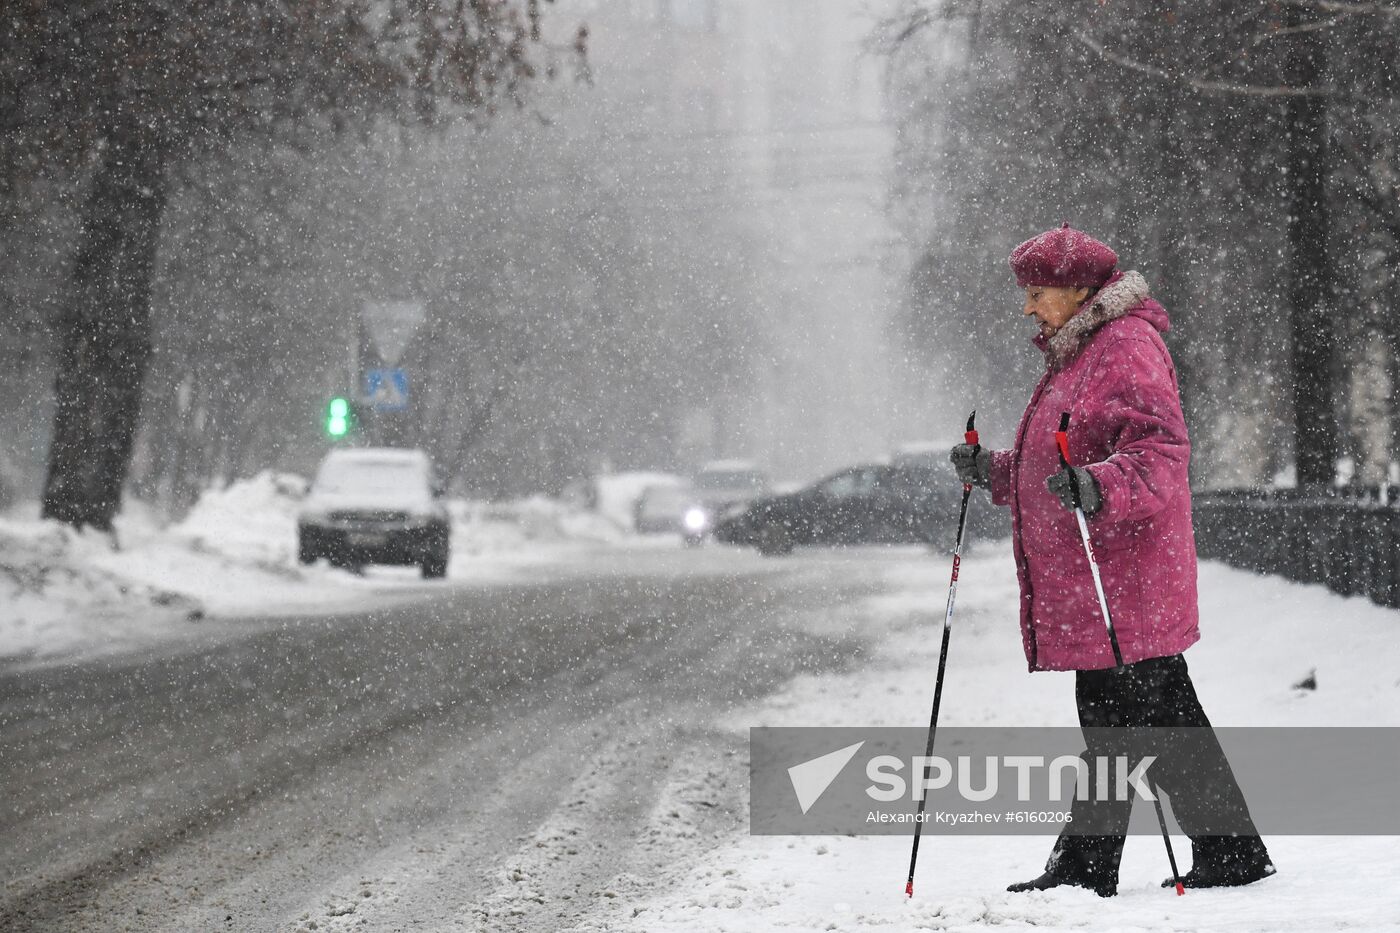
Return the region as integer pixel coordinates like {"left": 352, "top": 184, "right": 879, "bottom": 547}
{"left": 817, "top": 468, "right": 879, "bottom": 498}
{"left": 694, "top": 470, "right": 766, "bottom": 491}
{"left": 315, "top": 459, "right": 427, "bottom": 496}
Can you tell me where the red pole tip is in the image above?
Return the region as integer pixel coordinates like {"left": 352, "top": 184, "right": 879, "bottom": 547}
{"left": 905, "top": 881, "right": 914, "bottom": 897}
{"left": 1175, "top": 882, "right": 1185, "bottom": 896}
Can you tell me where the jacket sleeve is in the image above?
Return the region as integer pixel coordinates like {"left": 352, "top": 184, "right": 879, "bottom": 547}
{"left": 1079, "top": 336, "right": 1190, "bottom": 524}
{"left": 989, "top": 448, "right": 1014, "bottom": 506}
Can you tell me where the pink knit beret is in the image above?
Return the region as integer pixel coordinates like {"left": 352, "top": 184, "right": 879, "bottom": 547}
{"left": 1009, "top": 223, "right": 1118, "bottom": 288}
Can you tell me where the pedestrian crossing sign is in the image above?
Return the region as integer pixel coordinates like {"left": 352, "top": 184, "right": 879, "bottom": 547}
{"left": 365, "top": 368, "right": 409, "bottom": 412}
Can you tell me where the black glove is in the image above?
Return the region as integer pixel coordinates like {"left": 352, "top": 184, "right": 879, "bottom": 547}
{"left": 949, "top": 444, "right": 991, "bottom": 489}
{"left": 1046, "top": 465, "right": 1102, "bottom": 516}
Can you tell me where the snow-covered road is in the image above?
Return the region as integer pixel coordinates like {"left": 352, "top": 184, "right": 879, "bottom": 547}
{"left": 0, "top": 546, "right": 882, "bottom": 931}
{"left": 2, "top": 539, "right": 1397, "bottom": 932}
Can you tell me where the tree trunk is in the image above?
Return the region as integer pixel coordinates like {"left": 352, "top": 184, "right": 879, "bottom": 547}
{"left": 41, "top": 119, "right": 168, "bottom": 530}
{"left": 1285, "top": 13, "right": 1338, "bottom": 488}
{"left": 1389, "top": 328, "right": 1400, "bottom": 483}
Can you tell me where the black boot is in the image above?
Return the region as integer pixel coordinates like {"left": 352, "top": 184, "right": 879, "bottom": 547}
{"left": 1009, "top": 871, "right": 1116, "bottom": 898}
{"left": 1163, "top": 861, "right": 1276, "bottom": 889}
{"left": 1163, "top": 838, "right": 1276, "bottom": 889}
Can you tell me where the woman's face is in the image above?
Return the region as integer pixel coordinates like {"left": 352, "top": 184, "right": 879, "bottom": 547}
{"left": 1023, "top": 285, "right": 1091, "bottom": 338}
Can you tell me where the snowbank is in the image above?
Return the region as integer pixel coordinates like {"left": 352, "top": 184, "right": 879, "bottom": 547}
{"left": 0, "top": 471, "right": 644, "bottom": 663}
{"left": 170, "top": 470, "right": 309, "bottom": 570}
{"left": 0, "top": 515, "right": 203, "bottom": 663}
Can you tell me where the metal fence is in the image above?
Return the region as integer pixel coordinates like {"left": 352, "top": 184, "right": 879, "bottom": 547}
{"left": 1192, "top": 486, "right": 1400, "bottom": 608}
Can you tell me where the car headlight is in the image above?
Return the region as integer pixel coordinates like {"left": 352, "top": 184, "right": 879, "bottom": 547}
{"left": 684, "top": 507, "right": 708, "bottom": 531}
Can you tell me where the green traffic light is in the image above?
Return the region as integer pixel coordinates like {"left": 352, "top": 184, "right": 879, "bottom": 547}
{"left": 327, "top": 397, "right": 351, "bottom": 437}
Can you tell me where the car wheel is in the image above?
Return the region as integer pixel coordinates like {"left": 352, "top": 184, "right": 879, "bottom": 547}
{"left": 421, "top": 552, "right": 449, "bottom": 579}
{"left": 756, "top": 525, "right": 794, "bottom": 557}
{"left": 325, "top": 549, "right": 362, "bottom": 573}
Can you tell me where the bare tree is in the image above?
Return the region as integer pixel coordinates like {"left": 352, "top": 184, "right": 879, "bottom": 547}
{"left": 882, "top": 0, "right": 1400, "bottom": 486}
{"left": 2, "top": 0, "right": 582, "bottom": 529}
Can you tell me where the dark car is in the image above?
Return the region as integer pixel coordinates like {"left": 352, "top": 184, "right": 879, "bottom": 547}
{"left": 297, "top": 448, "right": 451, "bottom": 578}
{"left": 712, "top": 463, "right": 962, "bottom": 556}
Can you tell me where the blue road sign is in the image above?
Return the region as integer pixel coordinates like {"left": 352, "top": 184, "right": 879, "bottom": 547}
{"left": 365, "top": 368, "right": 410, "bottom": 412}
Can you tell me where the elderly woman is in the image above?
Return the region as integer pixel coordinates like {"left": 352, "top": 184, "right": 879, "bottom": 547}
{"left": 950, "top": 224, "right": 1274, "bottom": 897}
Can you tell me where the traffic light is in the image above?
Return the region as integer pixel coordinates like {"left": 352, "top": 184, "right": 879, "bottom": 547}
{"left": 326, "top": 396, "right": 351, "bottom": 438}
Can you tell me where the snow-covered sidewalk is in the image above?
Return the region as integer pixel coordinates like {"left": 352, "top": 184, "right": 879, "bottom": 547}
{"left": 616, "top": 540, "right": 1400, "bottom": 932}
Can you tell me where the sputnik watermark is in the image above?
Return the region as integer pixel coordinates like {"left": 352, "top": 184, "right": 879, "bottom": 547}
{"left": 864, "top": 754, "right": 1156, "bottom": 803}
{"left": 752, "top": 726, "right": 1400, "bottom": 836}
{"left": 787, "top": 741, "right": 865, "bottom": 815}
{"left": 786, "top": 747, "right": 1157, "bottom": 819}
{"left": 866, "top": 810, "right": 1072, "bottom": 824}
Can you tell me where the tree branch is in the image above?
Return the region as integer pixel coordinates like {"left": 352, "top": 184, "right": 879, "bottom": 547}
{"left": 1280, "top": 0, "right": 1400, "bottom": 17}
{"left": 1251, "top": 14, "right": 1348, "bottom": 46}
{"left": 867, "top": 3, "right": 973, "bottom": 56}
{"left": 1072, "top": 28, "right": 1335, "bottom": 99}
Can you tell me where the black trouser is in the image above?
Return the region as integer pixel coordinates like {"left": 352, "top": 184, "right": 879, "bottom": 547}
{"left": 1045, "top": 654, "right": 1270, "bottom": 887}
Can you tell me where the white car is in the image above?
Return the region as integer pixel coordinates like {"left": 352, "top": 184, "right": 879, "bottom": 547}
{"left": 297, "top": 448, "right": 450, "bottom": 578}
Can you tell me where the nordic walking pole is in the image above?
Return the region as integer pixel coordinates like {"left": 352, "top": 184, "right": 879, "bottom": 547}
{"left": 906, "top": 410, "right": 978, "bottom": 898}
{"left": 1053, "top": 413, "right": 1122, "bottom": 665}
{"left": 1055, "top": 412, "right": 1185, "bottom": 896}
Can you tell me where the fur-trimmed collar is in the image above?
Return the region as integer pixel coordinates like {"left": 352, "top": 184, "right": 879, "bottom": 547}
{"left": 1043, "top": 270, "right": 1151, "bottom": 370}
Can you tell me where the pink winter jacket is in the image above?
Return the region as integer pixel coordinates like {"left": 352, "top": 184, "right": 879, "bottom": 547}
{"left": 988, "top": 270, "right": 1201, "bottom": 672}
